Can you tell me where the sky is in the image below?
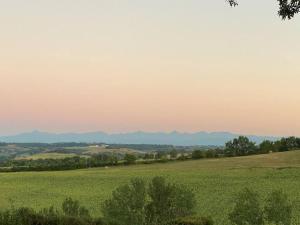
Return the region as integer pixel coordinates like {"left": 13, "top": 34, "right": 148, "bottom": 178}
{"left": 0, "top": 0, "right": 300, "bottom": 136}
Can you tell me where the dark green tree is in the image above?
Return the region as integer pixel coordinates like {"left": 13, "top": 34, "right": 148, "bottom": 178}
{"left": 259, "top": 140, "right": 275, "bottom": 154}
{"left": 146, "top": 177, "right": 196, "bottom": 225}
{"left": 227, "top": 0, "right": 300, "bottom": 19}
{"left": 192, "top": 150, "right": 205, "bottom": 159}
{"left": 102, "top": 178, "right": 147, "bottom": 225}
{"left": 124, "top": 153, "right": 137, "bottom": 165}
{"left": 102, "top": 177, "right": 196, "bottom": 225}
{"left": 62, "top": 197, "right": 90, "bottom": 218}
{"left": 170, "top": 150, "right": 178, "bottom": 159}
{"left": 205, "top": 149, "right": 217, "bottom": 158}
{"left": 225, "top": 136, "right": 257, "bottom": 156}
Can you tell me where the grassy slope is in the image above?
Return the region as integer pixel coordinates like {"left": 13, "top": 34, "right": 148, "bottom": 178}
{"left": 0, "top": 151, "right": 299, "bottom": 225}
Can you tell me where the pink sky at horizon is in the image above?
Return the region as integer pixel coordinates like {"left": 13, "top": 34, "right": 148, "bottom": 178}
{"left": 1, "top": 0, "right": 300, "bottom": 136}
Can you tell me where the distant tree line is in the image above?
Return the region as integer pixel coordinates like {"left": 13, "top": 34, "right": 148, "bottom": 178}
{"left": 0, "top": 136, "right": 299, "bottom": 172}
{"left": 0, "top": 154, "right": 120, "bottom": 172}
{"left": 224, "top": 136, "right": 300, "bottom": 157}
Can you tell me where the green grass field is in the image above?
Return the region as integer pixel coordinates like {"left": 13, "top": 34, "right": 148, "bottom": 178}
{"left": 0, "top": 151, "right": 299, "bottom": 225}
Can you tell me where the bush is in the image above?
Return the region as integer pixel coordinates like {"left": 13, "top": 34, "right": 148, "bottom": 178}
{"left": 171, "top": 216, "right": 214, "bottom": 225}
{"left": 124, "top": 154, "right": 137, "bottom": 165}
{"left": 229, "top": 188, "right": 293, "bottom": 225}
{"left": 0, "top": 200, "right": 100, "bottom": 225}
{"left": 229, "top": 188, "right": 264, "bottom": 225}
{"left": 264, "top": 190, "right": 292, "bottom": 225}
{"left": 62, "top": 197, "right": 90, "bottom": 218}
{"left": 191, "top": 150, "right": 205, "bottom": 159}
{"left": 146, "top": 177, "right": 196, "bottom": 225}
{"left": 102, "top": 178, "right": 147, "bottom": 225}
{"left": 102, "top": 176, "right": 197, "bottom": 225}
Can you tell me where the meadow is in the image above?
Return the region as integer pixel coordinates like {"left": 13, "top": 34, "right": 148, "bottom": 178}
{"left": 0, "top": 151, "right": 299, "bottom": 225}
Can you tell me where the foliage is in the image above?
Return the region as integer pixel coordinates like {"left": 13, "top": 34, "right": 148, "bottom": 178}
{"left": 230, "top": 188, "right": 293, "bottom": 225}
{"left": 102, "top": 177, "right": 196, "bottom": 225}
{"left": 62, "top": 197, "right": 90, "bottom": 218}
{"left": 224, "top": 136, "right": 300, "bottom": 157}
{"left": 264, "top": 190, "right": 292, "bottom": 225}
{"left": 0, "top": 203, "right": 102, "bottom": 225}
{"left": 102, "top": 178, "right": 147, "bottom": 225}
{"left": 225, "top": 136, "right": 257, "bottom": 156}
{"left": 124, "top": 153, "right": 137, "bottom": 165}
{"left": 229, "top": 188, "right": 264, "bottom": 225}
{"left": 146, "top": 177, "right": 196, "bottom": 225}
{"left": 172, "top": 216, "right": 214, "bottom": 225}
{"left": 227, "top": 0, "right": 300, "bottom": 19}
{"left": 278, "top": 0, "right": 300, "bottom": 19}
{"left": 170, "top": 150, "right": 178, "bottom": 159}
{"left": 192, "top": 150, "right": 205, "bottom": 159}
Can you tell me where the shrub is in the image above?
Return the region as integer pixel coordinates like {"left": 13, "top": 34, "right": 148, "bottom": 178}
{"left": 102, "top": 178, "right": 147, "bottom": 225}
{"left": 191, "top": 150, "right": 205, "bottom": 159}
{"left": 264, "top": 190, "right": 292, "bottom": 225}
{"left": 229, "top": 188, "right": 264, "bottom": 225}
{"left": 171, "top": 216, "right": 214, "bottom": 225}
{"left": 62, "top": 197, "right": 90, "bottom": 218}
{"left": 102, "top": 176, "right": 197, "bottom": 225}
{"left": 124, "top": 154, "right": 137, "bottom": 165}
{"left": 0, "top": 201, "right": 100, "bottom": 225}
{"left": 146, "top": 177, "right": 196, "bottom": 225}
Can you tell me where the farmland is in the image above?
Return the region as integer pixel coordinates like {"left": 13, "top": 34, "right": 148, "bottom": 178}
{"left": 0, "top": 144, "right": 145, "bottom": 160}
{"left": 0, "top": 150, "right": 299, "bottom": 225}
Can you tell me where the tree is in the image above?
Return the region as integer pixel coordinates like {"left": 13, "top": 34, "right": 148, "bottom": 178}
{"left": 62, "top": 197, "right": 90, "bottom": 218}
{"left": 205, "top": 149, "right": 217, "bottom": 158}
{"left": 124, "top": 153, "right": 137, "bottom": 165}
{"left": 102, "top": 177, "right": 197, "bottom": 225}
{"left": 192, "top": 150, "right": 205, "bottom": 159}
{"left": 274, "top": 136, "right": 300, "bottom": 152}
{"left": 170, "top": 149, "right": 178, "bottom": 159}
{"left": 225, "top": 136, "right": 257, "bottom": 156}
{"left": 227, "top": 0, "right": 300, "bottom": 19}
{"left": 102, "top": 178, "right": 147, "bottom": 225}
{"left": 229, "top": 188, "right": 264, "bottom": 225}
{"left": 146, "top": 177, "right": 196, "bottom": 225}
{"left": 264, "top": 190, "right": 292, "bottom": 225}
{"left": 144, "top": 153, "right": 155, "bottom": 160}
{"left": 259, "top": 140, "right": 275, "bottom": 154}
{"left": 155, "top": 151, "right": 167, "bottom": 160}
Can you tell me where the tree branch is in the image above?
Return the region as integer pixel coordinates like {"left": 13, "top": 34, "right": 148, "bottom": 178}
{"left": 227, "top": 0, "right": 300, "bottom": 19}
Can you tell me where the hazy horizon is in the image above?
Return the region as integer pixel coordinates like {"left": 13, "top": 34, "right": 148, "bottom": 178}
{"left": 0, "top": 129, "right": 284, "bottom": 138}
{"left": 1, "top": 0, "right": 300, "bottom": 137}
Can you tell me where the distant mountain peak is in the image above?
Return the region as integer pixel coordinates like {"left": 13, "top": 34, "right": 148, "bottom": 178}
{"left": 0, "top": 131, "right": 279, "bottom": 146}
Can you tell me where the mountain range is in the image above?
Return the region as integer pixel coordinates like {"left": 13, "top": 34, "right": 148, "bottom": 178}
{"left": 0, "top": 131, "right": 280, "bottom": 146}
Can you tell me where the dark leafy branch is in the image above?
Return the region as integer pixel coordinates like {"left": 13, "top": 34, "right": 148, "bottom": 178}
{"left": 227, "top": 0, "right": 300, "bottom": 19}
